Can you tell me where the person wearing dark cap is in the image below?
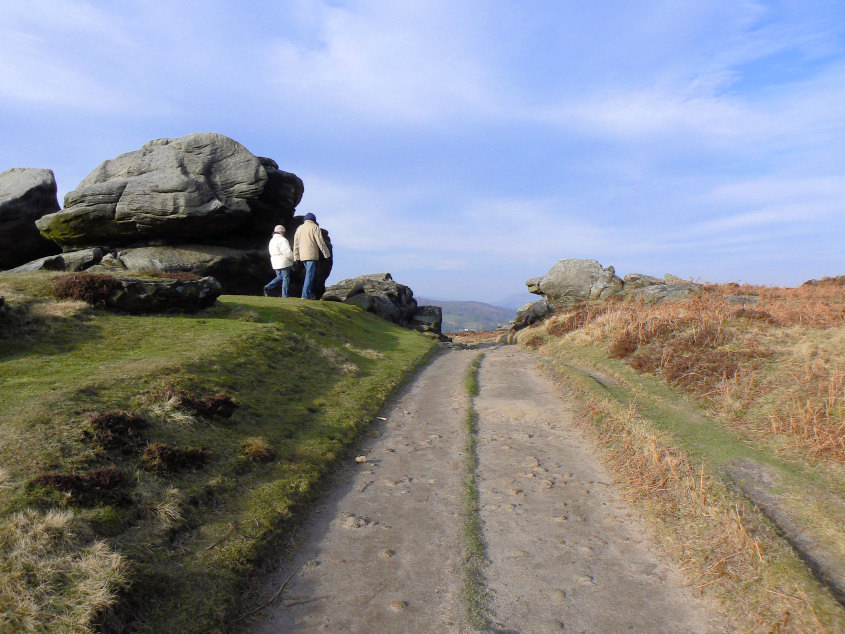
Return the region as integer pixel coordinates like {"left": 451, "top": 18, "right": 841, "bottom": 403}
{"left": 293, "top": 213, "right": 332, "bottom": 299}
{"left": 263, "top": 224, "right": 294, "bottom": 297}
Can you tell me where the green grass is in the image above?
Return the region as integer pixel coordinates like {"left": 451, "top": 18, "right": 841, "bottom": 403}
{"left": 0, "top": 272, "right": 437, "bottom": 633}
{"left": 461, "top": 353, "right": 488, "bottom": 630}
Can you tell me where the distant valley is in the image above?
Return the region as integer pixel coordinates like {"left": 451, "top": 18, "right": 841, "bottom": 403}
{"left": 417, "top": 297, "right": 515, "bottom": 332}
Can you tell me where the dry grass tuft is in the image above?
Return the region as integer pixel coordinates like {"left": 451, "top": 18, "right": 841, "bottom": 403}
{"left": 144, "top": 386, "right": 238, "bottom": 420}
{"left": 240, "top": 437, "right": 275, "bottom": 463}
{"left": 343, "top": 342, "right": 385, "bottom": 360}
{"left": 0, "top": 508, "right": 126, "bottom": 632}
{"left": 29, "top": 300, "right": 89, "bottom": 319}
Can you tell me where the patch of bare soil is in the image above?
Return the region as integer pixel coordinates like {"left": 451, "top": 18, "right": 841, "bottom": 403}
{"left": 251, "top": 346, "right": 731, "bottom": 632}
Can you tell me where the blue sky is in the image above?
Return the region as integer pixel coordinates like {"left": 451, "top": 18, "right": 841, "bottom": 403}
{"left": 2, "top": 1, "right": 843, "bottom": 303}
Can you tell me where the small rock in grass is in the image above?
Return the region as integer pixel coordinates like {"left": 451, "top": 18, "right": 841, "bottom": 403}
{"left": 355, "top": 455, "right": 368, "bottom": 463}
{"left": 548, "top": 588, "right": 567, "bottom": 600}
{"left": 388, "top": 600, "right": 407, "bottom": 612}
{"left": 379, "top": 549, "right": 395, "bottom": 559}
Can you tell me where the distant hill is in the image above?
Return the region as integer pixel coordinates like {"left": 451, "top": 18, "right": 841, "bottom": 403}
{"left": 417, "top": 297, "right": 515, "bottom": 332}
{"left": 495, "top": 292, "right": 538, "bottom": 309}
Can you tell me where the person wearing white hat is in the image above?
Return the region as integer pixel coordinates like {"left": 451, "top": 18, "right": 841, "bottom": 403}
{"left": 263, "top": 225, "right": 294, "bottom": 297}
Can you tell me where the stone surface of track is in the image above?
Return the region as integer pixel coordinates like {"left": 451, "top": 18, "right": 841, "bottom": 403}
{"left": 253, "top": 346, "right": 729, "bottom": 633}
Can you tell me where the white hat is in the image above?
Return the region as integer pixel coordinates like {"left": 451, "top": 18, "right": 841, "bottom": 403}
{"left": 273, "top": 225, "right": 285, "bottom": 233}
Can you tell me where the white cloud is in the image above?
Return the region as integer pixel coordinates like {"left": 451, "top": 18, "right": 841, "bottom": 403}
{"left": 266, "top": 1, "right": 497, "bottom": 124}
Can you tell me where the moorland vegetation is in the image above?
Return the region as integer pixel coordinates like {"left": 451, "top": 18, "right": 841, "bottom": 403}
{"left": 516, "top": 278, "right": 845, "bottom": 631}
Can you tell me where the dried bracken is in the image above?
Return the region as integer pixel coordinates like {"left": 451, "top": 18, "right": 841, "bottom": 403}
{"left": 140, "top": 442, "right": 207, "bottom": 474}
{"left": 86, "top": 410, "right": 147, "bottom": 453}
{"left": 534, "top": 282, "right": 845, "bottom": 463}
{"left": 32, "top": 466, "right": 130, "bottom": 505}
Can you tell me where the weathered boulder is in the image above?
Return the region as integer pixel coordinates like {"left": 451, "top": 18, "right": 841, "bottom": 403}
{"left": 664, "top": 273, "right": 691, "bottom": 285}
{"left": 8, "top": 247, "right": 108, "bottom": 274}
{"left": 513, "top": 300, "right": 551, "bottom": 330}
{"left": 0, "top": 168, "right": 61, "bottom": 269}
{"left": 322, "top": 273, "right": 442, "bottom": 334}
{"left": 323, "top": 273, "right": 416, "bottom": 323}
{"left": 102, "top": 275, "right": 222, "bottom": 313}
{"left": 92, "top": 244, "right": 269, "bottom": 294}
{"left": 630, "top": 283, "right": 702, "bottom": 304}
{"left": 527, "top": 258, "right": 623, "bottom": 306}
{"left": 36, "top": 133, "right": 302, "bottom": 250}
{"left": 622, "top": 273, "right": 664, "bottom": 289}
{"left": 11, "top": 133, "right": 335, "bottom": 295}
{"left": 409, "top": 305, "right": 443, "bottom": 334}
{"left": 520, "top": 257, "right": 705, "bottom": 329}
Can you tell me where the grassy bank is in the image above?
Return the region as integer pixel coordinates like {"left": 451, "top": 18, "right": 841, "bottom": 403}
{"left": 0, "top": 272, "right": 436, "bottom": 633}
{"left": 517, "top": 281, "right": 845, "bottom": 631}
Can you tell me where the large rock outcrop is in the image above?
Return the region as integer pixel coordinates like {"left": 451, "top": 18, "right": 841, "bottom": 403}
{"left": 517, "top": 257, "right": 702, "bottom": 330}
{"left": 526, "top": 258, "right": 623, "bottom": 306}
{"left": 36, "top": 134, "right": 302, "bottom": 250}
{"left": 0, "top": 168, "right": 62, "bottom": 269}
{"left": 322, "top": 273, "right": 443, "bottom": 336}
{"left": 8, "top": 133, "right": 330, "bottom": 295}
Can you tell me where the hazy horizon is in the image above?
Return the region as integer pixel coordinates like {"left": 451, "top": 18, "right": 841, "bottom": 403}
{"left": 2, "top": 1, "right": 843, "bottom": 303}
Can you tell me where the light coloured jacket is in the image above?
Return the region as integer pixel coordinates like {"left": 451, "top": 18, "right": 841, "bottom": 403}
{"left": 293, "top": 220, "right": 331, "bottom": 261}
{"left": 268, "top": 233, "right": 294, "bottom": 269}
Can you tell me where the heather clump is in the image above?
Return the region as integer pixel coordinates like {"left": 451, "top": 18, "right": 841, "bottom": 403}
{"left": 51, "top": 272, "right": 123, "bottom": 306}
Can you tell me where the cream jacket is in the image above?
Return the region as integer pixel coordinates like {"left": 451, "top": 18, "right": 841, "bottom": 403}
{"left": 293, "top": 220, "right": 331, "bottom": 261}
{"left": 268, "top": 233, "right": 294, "bottom": 269}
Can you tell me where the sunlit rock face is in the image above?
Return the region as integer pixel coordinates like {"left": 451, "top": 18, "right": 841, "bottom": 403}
{"left": 0, "top": 168, "right": 61, "bottom": 269}
{"left": 14, "top": 133, "right": 332, "bottom": 295}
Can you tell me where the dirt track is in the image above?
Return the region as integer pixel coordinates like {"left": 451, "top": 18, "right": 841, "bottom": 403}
{"left": 253, "top": 346, "right": 729, "bottom": 632}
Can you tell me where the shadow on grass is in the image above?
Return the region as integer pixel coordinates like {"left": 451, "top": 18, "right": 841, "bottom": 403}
{"left": 0, "top": 307, "right": 104, "bottom": 362}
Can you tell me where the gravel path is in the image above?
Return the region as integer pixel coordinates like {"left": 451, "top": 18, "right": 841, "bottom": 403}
{"left": 253, "top": 346, "right": 729, "bottom": 633}
{"left": 475, "top": 347, "right": 729, "bottom": 633}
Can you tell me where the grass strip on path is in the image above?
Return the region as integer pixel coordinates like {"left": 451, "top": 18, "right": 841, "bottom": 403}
{"left": 461, "top": 353, "right": 489, "bottom": 630}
